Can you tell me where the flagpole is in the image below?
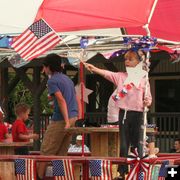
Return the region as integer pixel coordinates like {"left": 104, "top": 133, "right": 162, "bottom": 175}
{"left": 142, "top": 24, "right": 151, "bottom": 157}
{"left": 141, "top": 1, "right": 159, "bottom": 158}
{"left": 80, "top": 49, "right": 86, "bottom": 157}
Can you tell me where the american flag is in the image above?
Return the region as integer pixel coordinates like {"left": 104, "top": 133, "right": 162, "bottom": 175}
{"left": 158, "top": 160, "right": 169, "bottom": 180}
{"left": 11, "top": 18, "right": 61, "bottom": 61}
{"left": 89, "top": 160, "right": 112, "bottom": 180}
{"left": 15, "top": 159, "right": 36, "bottom": 180}
{"left": 52, "top": 159, "right": 75, "bottom": 180}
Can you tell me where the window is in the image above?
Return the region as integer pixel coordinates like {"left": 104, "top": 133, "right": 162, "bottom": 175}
{"left": 155, "top": 79, "right": 180, "bottom": 112}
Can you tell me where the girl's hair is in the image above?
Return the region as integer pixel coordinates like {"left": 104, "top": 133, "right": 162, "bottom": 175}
{"left": 43, "top": 53, "right": 62, "bottom": 72}
{"left": 15, "top": 103, "right": 30, "bottom": 116}
{"left": 124, "top": 50, "right": 145, "bottom": 61}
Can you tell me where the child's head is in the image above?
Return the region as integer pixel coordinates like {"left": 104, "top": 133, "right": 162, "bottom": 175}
{"left": 43, "top": 53, "right": 62, "bottom": 75}
{"left": 15, "top": 103, "right": 30, "bottom": 121}
{"left": 124, "top": 49, "right": 145, "bottom": 67}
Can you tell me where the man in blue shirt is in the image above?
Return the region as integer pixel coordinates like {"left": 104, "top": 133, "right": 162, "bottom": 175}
{"left": 38, "top": 53, "right": 79, "bottom": 179}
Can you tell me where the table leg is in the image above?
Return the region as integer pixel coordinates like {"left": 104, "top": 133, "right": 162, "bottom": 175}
{"left": 0, "top": 147, "right": 16, "bottom": 180}
{"left": 90, "top": 132, "right": 109, "bottom": 156}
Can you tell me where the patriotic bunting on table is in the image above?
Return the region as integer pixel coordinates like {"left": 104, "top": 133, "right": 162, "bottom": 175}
{"left": 15, "top": 159, "right": 36, "bottom": 180}
{"left": 11, "top": 18, "right": 61, "bottom": 61}
{"left": 130, "top": 164, "right": 145, "bottom": 180}
{"left": 126, "top": 148, "right": 150, "bottom": 180}
{"left": 89, "top": 159, "right": 113, "bottom": 180}
{"left": 52, "top": 159, "right": 75, "bottom": 180}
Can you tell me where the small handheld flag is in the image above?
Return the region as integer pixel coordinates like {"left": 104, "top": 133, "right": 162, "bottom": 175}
{"left": 11, "top": 19, "right": 61, "bottom": 61}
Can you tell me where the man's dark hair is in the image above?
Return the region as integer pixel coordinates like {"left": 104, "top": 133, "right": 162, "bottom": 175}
{"left": 43, "top": 53, "right": 62, "bottom": 72}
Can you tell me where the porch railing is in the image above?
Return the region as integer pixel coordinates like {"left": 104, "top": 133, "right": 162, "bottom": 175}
{"left": 39, "top": 112, "right": 180, "bottom": 153}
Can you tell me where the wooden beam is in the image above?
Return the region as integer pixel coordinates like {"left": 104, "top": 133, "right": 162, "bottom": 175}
{"left": 7, "top": 75, "right": 20, "bottom": 94}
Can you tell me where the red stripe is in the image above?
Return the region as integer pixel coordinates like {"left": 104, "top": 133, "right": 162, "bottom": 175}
{"left": 11, "top": 29, "right": 30, "bottom": 48}
{"left": 11, "top": 18, "right": 60, "bottom": 62}
{"left": 20, "top": 32, "right": 54, "bottom": 58}
{"left": 14, "top": 33, "right": 36, "bottom": 53}
{"left": 21, "top": 31, "right": 58, "bottom": 59}
{"left": 17, "top": 35, "right": 37, "bottom": 55}
{"left": 12, "top": 31, "right": 33, "bottom": 52}
{"left": 27, "top": 37, "right": 60, "bottom": 61}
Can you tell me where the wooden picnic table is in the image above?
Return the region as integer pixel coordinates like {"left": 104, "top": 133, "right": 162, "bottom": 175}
{"left": 68, "top": 127, "right": 155, "bottom": 157}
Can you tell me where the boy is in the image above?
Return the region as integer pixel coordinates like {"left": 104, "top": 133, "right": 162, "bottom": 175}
{"left": 12, "top": 103, "right": 39, "bottom": 155}
{"left": 38, "top": 54, "right": 79, "bottom": 179}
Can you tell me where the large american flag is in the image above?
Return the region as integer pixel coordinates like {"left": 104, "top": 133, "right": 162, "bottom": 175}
{"left": 52, "top": 159, "right": 75, "bottom": 180}
{"left": 11, "top": 18, "right": 61, "bottom": 61}
{"left": 15, "top": 159, "right": 36, "bottom": 180}
{"left": 89, "top": 160, "right": 112, "bottom": 180}
{"left": 158, "top": 160, "right": 169, "bottom": 180}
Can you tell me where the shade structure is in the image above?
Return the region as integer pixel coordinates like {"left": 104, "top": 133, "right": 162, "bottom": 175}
{"left": 35, "top": 0, "right": 155, "bottom": 32}
{"left": 35, "top": 0, "right": 180, "bottom": 42}
{"left": 126, "top": 0, "right": 180, "bottom": 42}
{"left": 1, "top": 0, "right": 180, "bottom": 43}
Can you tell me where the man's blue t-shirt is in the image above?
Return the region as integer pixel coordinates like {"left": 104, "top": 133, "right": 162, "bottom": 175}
{"left": 47, "top": 72, "right": 78, "bottom": 121}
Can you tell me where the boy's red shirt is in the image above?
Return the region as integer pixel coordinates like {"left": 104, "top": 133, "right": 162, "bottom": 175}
{"left": 12, "top": 119, "right": 29, "bottom": 142}
{"left": 0, "top": 122, "right": 8, "bottom": 142}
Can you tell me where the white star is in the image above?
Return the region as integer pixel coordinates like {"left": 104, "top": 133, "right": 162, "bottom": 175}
{"left": 124, "top": 61, "right": 147, "bottom": 87}
{"left": 75, "top": 83, "right": 93, "bottom": 104}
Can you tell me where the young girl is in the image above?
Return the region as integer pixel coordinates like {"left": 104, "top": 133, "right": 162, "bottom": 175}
{"left": 84, "top": 49, "right": 152, "bottom": 177}
{"left": 12, "top": 103, "right": 39, "bottom": 155}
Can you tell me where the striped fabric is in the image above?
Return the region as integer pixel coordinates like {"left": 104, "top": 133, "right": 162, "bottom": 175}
{"left": 89, "top": 160, "right": 113, "bottom": 180}
{"left": 11, "top": 18, "right": 61, "bottom": 61}
{"left": 15, "top": 158, "right": 36, "bottom": 180}
{"left": 52, "top": 159, "right": 75, "bottom": 180}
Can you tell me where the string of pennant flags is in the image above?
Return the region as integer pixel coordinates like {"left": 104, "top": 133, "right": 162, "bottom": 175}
{"left": 0, "top": 18, "right": 179, "bottom": 68}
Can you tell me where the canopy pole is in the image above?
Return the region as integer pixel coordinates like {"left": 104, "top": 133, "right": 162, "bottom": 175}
{"left": 80, "top": 49, "right": 86, "bottom": 157}
{"left": 142, "top": 51, "right": 150, "bottom": 157}
{"left": 147, "top": 0, "right": 159, "bottom": 24}
{"left": 142, "top": 20, "right": 152, "bottom": 157}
